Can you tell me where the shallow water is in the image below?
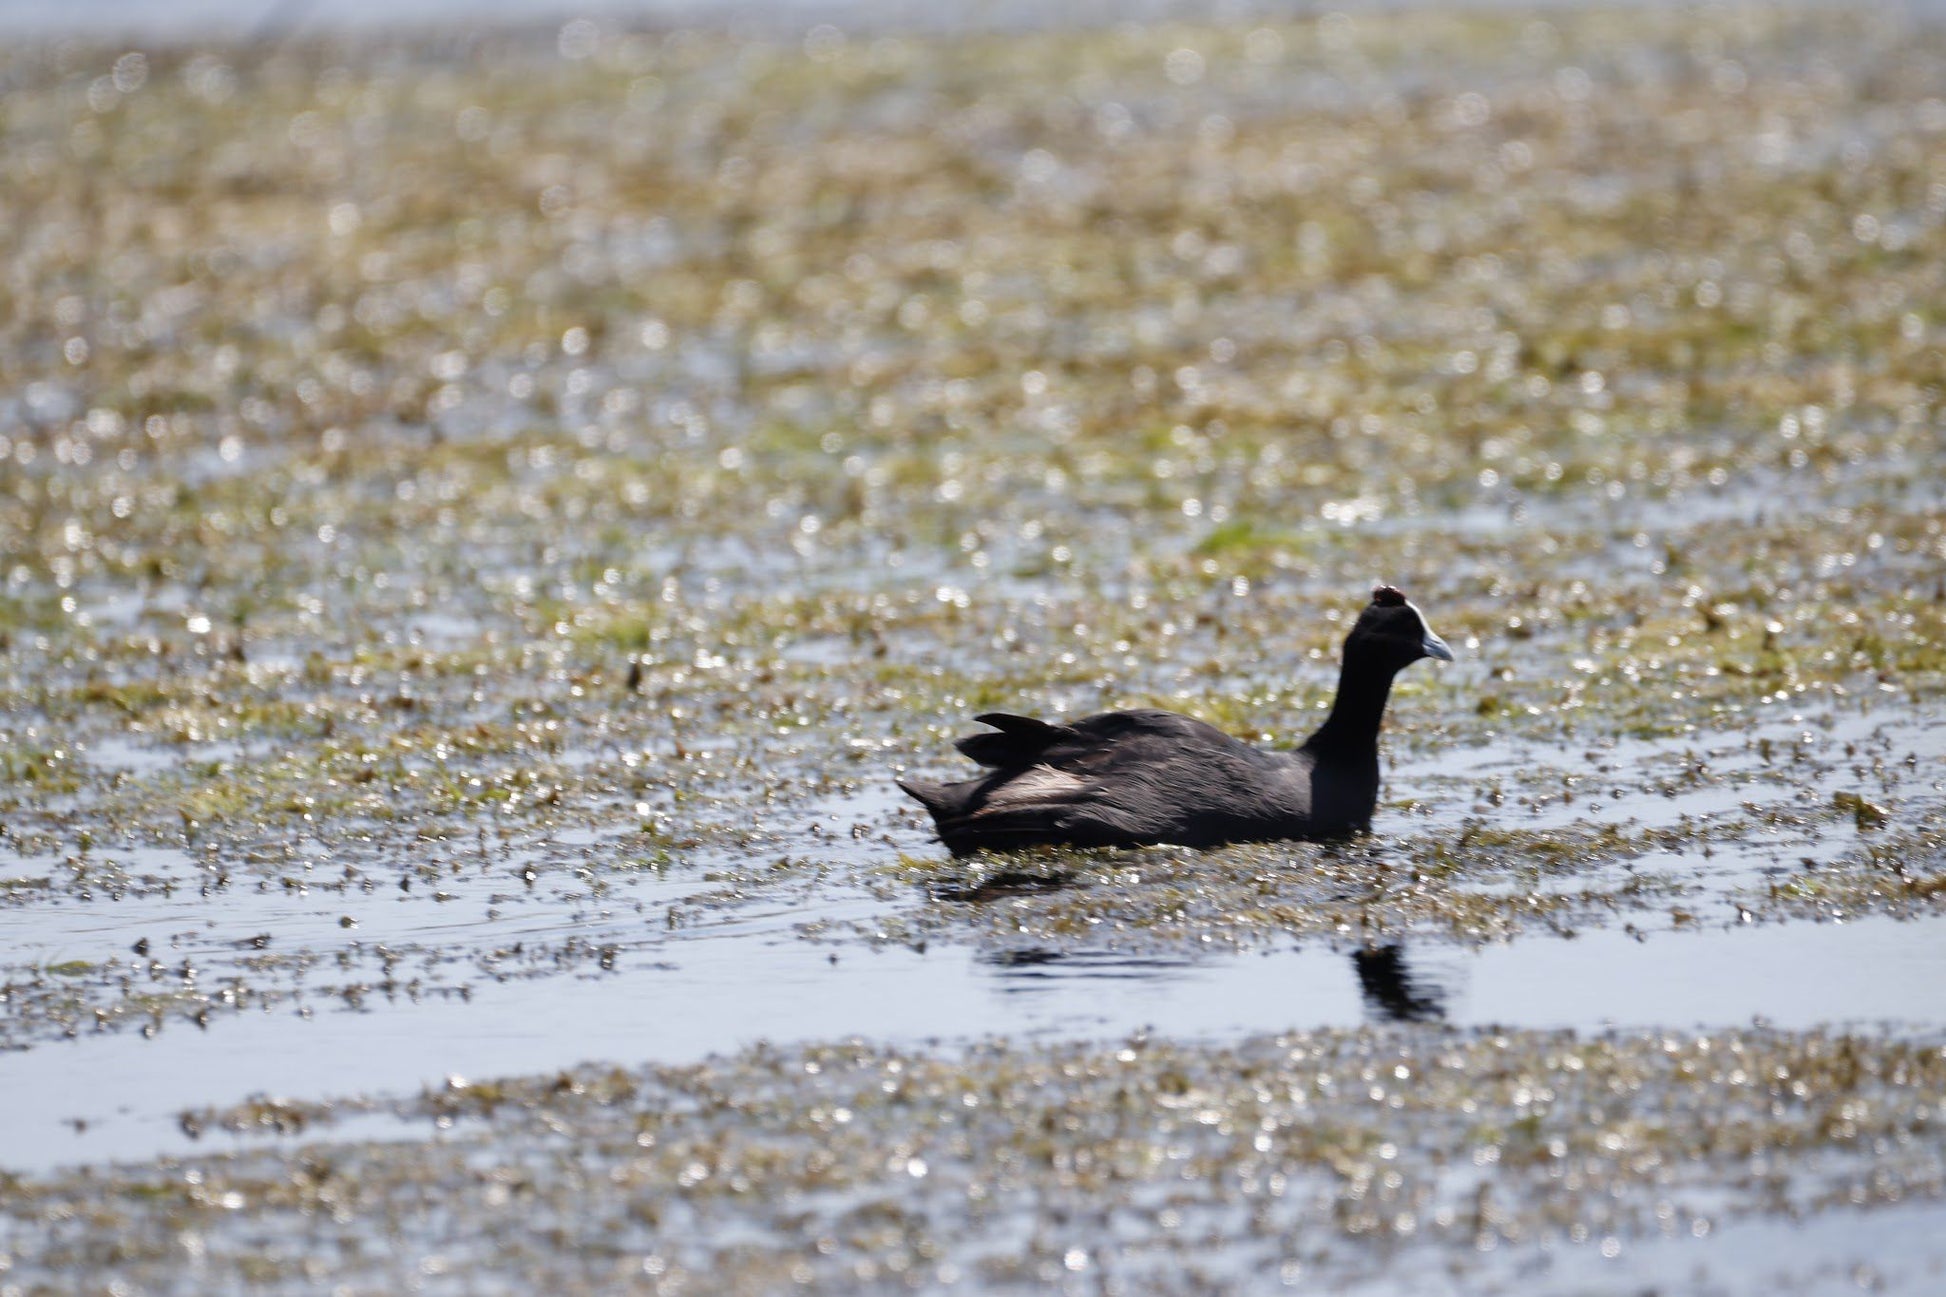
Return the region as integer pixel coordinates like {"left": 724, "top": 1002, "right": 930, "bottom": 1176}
{"left": 3, "top": 3, "right": 1945, "bottom": 1288}
{"left": 1352, "top": 1196, "right": 1946, "bottom": 1296}
{"left": 8, "top": 872, "right": 1943, "bottom": 1173}
{"left": 5, "top": 697, "right": 1944, "bottom": 1182}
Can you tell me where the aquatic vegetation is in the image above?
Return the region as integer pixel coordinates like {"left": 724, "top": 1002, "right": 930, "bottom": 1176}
{"left": 0, "top": 1, "right": 1944, "bottom": 1289}
{"left": 8, "top": 1026, "right": 1946, "bottom": 1292}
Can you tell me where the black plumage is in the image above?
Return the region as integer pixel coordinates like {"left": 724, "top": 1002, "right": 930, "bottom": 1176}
{"left": 898, "top": 586, "right": 1453, "bottom": 856}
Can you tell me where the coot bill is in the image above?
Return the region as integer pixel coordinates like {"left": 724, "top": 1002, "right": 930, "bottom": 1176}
{"left": 898, "top": 585, "right": 1453, "bottom": 856}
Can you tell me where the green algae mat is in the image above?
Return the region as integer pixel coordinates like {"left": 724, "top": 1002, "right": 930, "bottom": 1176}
{"left": 2, "top": 3, "right": 1945, "bottom": 1292}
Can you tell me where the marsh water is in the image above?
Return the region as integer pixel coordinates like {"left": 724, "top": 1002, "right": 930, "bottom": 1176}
{"left": 8, "top": 718, "right": 1946, "bottom": 1177}
{"left": 3, "top": 2, "right": 1945, "bottom": 1292}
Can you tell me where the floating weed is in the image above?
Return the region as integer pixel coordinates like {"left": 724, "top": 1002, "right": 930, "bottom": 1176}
{"left": 1832, "top": 790, "right": 1892, "bottom": 832}
{"left": 1755, "top": 825, "right": 1946, "bottom": 918}
{"left": 7, "top": 1026, "right": 1943, "bottom": 1292}
{"left": 0, "top": 3, "right": 1944, "bottom": 1285}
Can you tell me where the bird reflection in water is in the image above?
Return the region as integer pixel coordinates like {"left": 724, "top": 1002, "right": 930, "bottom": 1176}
{"left": 942, "top": 866, "right": 1453, "bottom": 1019}
{"left": 926, "top": 870, "right": 1075, "bottom": 905}
{"left": 976, "top": 940, "right": 1452, "bottom": 1022}
{"left": 1353, "top": 943, "right": 1447, "bottom": 1022}
{"left": 981, "top": 946, "right": 1196, "bottom": 984}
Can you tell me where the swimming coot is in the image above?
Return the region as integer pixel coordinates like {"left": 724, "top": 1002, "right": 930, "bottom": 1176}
{"left": 898, "top": 586, "right": 1453, "bottom": 856}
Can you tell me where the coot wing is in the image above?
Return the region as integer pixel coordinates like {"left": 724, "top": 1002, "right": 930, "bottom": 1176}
{"left": 916, "top": 708, "right": 1313, "bottom": 854}
{"left": 958, "top": 708, "right": 1260, "bottom": 774}
{"left": 1055, "top": 709, "right": 1266, "bottom": 772}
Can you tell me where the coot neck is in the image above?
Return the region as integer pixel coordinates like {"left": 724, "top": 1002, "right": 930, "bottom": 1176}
{"left": 1303, "top": 653, "right": 1398, "bottom": 758}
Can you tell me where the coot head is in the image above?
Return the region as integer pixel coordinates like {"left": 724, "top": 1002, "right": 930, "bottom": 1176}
{"left": 1349, "top": 585, "right": 1455, "bottom": 671}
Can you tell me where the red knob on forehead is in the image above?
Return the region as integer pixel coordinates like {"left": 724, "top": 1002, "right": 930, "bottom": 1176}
{"left": 1372, "top": 585, "right": 1407, "bottom": 606}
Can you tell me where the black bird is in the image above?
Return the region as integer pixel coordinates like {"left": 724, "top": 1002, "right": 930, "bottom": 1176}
{"left": 898, "top": 586, "right": 1453, "bottom": 856}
